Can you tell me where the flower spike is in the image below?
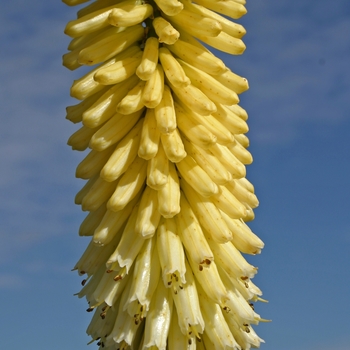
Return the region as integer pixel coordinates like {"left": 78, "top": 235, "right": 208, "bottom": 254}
{"left": 63, "top": 0, "right": 268, "bottom": 348}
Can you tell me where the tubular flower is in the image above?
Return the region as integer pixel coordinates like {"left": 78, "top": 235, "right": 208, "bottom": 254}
{"left": 63, "top": 0, "right": 268, "bottom": 348}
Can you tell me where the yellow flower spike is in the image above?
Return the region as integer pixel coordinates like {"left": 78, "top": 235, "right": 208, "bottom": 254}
{"left": 222, "top": 266, "right": 263, "bottom": 305}
{"left": 223, "top": 310, "right": 254, "bottom": 350}
{"left": 226, "top": 319, "right": 265, "bottom": 350}
{"left": 248, "top": 279, "right": 264, "bottom": 300}
{"left": 63, "top": 0, "right": 268, "bottom": 347}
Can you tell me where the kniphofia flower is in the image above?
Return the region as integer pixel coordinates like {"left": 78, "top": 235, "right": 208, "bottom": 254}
{"left": 63, "top": 0, "right": 268, "bottom": 348}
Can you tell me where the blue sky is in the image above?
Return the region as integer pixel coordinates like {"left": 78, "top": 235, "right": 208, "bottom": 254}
{"left": 1, "top": 1, "right": 350, "bottom": 349}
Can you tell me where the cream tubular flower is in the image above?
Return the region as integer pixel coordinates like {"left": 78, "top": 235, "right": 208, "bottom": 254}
{"left": 143, "top": 279, "right": 173, "bottom": 349}
{"left": 197, "top": 283, "right": 240, "bottom": 349}
{"left": 171, "top": 259, "right": 204, "bottom": 338}
{"left": 157, "top": 217, "right": 186, "bottom": 289}
{"left": 124, "top": 235, "right": 161, "bottom": 319}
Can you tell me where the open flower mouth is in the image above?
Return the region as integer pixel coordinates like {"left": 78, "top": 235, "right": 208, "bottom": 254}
{"left": 63, "top": 0, "right": 268, "bottom": 348}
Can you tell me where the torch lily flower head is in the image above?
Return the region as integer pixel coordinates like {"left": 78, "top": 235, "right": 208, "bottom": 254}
{"left": 63, "top": 0, "right": 268, "bottom": 348}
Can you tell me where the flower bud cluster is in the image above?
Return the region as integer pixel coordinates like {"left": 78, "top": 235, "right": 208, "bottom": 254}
{"left": 63, "top": 0, "right": 268, "bottom": 348}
